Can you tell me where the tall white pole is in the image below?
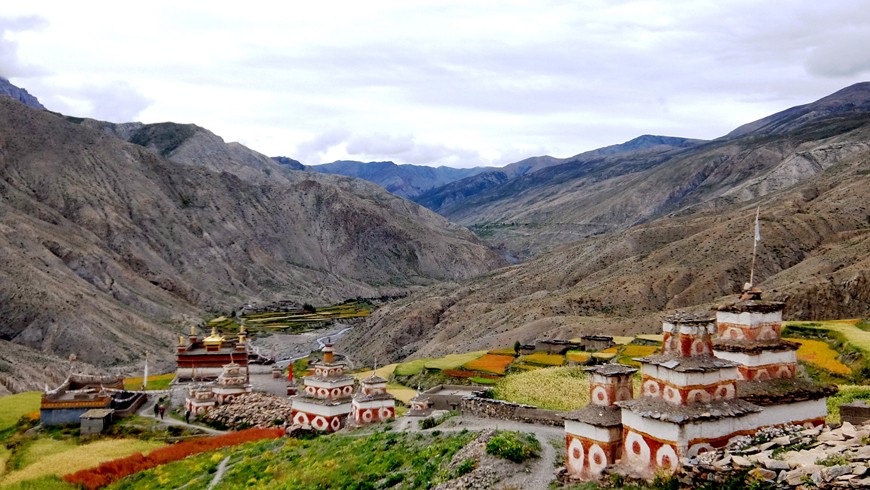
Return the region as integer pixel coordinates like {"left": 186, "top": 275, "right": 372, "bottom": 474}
{"left": 749, "top": 207, "right": 760, "bottom": 288}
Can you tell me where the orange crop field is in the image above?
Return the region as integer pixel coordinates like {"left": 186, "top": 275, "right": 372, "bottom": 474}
{"left": 463, "top": 354, "right": 515, "bottom": 374}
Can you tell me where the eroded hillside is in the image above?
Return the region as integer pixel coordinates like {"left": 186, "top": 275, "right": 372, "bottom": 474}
{"left": 0, "top": 99, "right": 505, "bottom": 392}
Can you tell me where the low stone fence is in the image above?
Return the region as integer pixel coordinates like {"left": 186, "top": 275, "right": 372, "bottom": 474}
{"left": 459, "top": 396, "right": 564, "bottom": 427}
{"left": 840, "top": 401, "right": 870, "bottom": 426}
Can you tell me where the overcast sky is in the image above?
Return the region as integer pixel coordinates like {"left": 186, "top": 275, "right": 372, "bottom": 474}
{"left": 3, "top": 1, "right": 870, "bottom": 168}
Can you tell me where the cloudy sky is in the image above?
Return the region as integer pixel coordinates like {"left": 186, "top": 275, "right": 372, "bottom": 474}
{"left": 3, "top": 1, "right": 870, "bottom": 167}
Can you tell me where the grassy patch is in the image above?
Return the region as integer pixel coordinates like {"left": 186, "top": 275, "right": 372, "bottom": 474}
{"left": 494, "top": 366, "right": 589, "bottom": 410}
{"left": 827, "top": 385, "right": 870, "bottom": 424}
{"left": 424, "top": 351, "right": 487, "bottom": 370}
{"left": 106, "top": 428, "right": 473, "bottom": 489}
{"left": 0, "top": 474, "right": 77, "bottom": 490}
{"left": 394, "top": 358, "right": 432, "bottom": 376}
{"left": 486, "top": 431, "right": 540, "bottom": 463}
{"left": 123, "top": 373, "right": 175, "bottom": 391}
{"left": 635, "top": 334, "right": 664, "bottom": 343}
{"left": 0, "top": 392, "right": 41, "bottom": 433}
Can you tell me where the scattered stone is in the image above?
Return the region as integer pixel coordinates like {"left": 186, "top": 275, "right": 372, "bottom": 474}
{"left": 825, "top": 465, "right": 853, "bottom": 481}
{"left": 731, "top": 455, "right": 752, "bottom": 467}
{"left": 764, "top": 459, "right": 791, "bottom": 471}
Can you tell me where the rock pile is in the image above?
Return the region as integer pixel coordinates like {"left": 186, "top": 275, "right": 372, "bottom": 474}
{"left": 683, "top": 422, "right": 870, "bottom": 488}
{"left": 202, "top": 392, "right": 294, "bottom": 429}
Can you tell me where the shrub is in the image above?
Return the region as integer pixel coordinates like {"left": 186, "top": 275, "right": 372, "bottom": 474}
{"left": 485, "top": 431, "right": 540, "bottom": 463}
{"left": 456, "top": 457, "right": 476, "bottom": 476}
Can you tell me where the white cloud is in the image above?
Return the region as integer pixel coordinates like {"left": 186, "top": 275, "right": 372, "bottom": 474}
{"left": 0, "top": 15, "right": 48, "bottom": 78}
{"left": 3, "top": 1, "right": 870, "bottom": 166}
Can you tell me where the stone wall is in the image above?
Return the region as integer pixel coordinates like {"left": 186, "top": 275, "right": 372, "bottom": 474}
{"left": 840, "top": 401, "right": 870, "bottom": 426}
{"left": 459, "top": 397, "right": 564, "bottom": 426}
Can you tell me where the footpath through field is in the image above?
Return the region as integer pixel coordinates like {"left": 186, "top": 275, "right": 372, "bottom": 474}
{"left": 137, "top": 399, "right": 227, "bottom": 436}
{"left": 396, "top": 414, "right": 564, "bottom": 490}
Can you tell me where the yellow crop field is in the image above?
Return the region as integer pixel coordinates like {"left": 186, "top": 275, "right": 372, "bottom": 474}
{"left": 0, "top": 438, "right": 165, "bottom": 486}
{"left": 424, "top": 351, "right": 487, "bottom": 370}
{"left": 387, "top": 384, "right": 418, "bottom": 404}
{"left": 566, "top": 350, "right": 590, "bottom": 363}
{"left": 620, "top": 345, "right": 660, "bottom": 358}
{"left": 597, "top": 346, "right": 620, "bottom": 354}
{"left": 488, "top": 348, "right": 518, "bottom": 356}
{"left": 463, "top": 354, "right": 516, "bottom": 374}
{"left": 0, "top": 392, "right": 41, "bottom": 432}
{"left": 494, "top": 367, "right": 589, "bottom": 411}
{"left": 636, "top": 334, "right": 664, "bottom": 342}
{"left": 786, "top": 320, "right": 870, "bottom": 352}
{"left": 353, "top": 363, "right": 398, "bottom": 380}
{"left": 18, "top": 439, "right": 77, "bottom": 468}
{"left": 785, "top": 337, "right": 852, "bottom": 375}
{"left": 519, "top": 353, "right": 565, "bottom": 366}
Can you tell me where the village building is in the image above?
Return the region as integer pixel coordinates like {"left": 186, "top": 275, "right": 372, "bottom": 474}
{"left": 176, "top": 326, "right": 249, "bottom": 381}
{"left": 564, "top": 289, "right": 837, "bottom": 480}
{"left": 185, "top": 384, "right": 217, "bottom": 416}
{"left": 563, "top": 364, "right": 637, "bottom": 479}
{"left": 41, "top": 374, "right": 145, "bottom": 426}
{"left": 211, "top": 362, "right": 253, "bottom": 404}
{"left": 350, "top": 374, "right": 396, "bottom": 425}
{"left": 289, "top": 344, "right": 354, "bottom": 431}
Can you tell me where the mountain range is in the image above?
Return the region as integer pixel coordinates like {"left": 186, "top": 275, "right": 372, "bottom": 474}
{"left": 1, "top": 80, "right": 869, "bottom": 393}
{"left": 338, "top": 83, "right": 870, "bottom": 365}
{"left": 0, "top": 94, "right": 504, "bottom": 393}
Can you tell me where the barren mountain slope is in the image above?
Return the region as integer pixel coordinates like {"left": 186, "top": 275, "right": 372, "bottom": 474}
{"left": 341, "top": 147, "right": 870, "bottom": 365}
{"left": 0, "top": 99, "right": 504, "bottom": 392}
{"left": 414, "top": 84, "right": 870, "bottom": 260}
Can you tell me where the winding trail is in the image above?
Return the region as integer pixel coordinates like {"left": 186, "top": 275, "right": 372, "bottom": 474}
{"left": 137, "top": 399, "right": 227, "bottom": 436}
{"left": 397, "top": 415, "right": 564, "bottom": 490}
{"left": 207, "top": 456, "right": 231, "bottom": 490}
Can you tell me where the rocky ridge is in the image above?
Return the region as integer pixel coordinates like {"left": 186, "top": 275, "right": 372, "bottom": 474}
{"left": 0, "top": 97, "right": 505, "bottom": 393}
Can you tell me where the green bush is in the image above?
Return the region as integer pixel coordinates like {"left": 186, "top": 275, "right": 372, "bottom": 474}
{"left": 455, "top": 458, "right": 476, "bottom": 476}
{"left": 485, "top": 431, "right": 540, "bottom": 463}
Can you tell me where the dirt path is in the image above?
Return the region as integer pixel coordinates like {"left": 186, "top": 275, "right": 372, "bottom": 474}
{"left": 207, "top": 455, "right": 231, "bottom": 490}
{"left": 137, "top": 399, "right": 227, "bottom": 436}
{"left": 406, "top": 415, "right": 564, "bottom": 489}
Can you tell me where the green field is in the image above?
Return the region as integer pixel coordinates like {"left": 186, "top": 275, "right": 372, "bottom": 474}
{"left": 105, "top": 429, "right": 474, "bottom": 489}
{"left": 123, "top": 373, "right": 176, "bottom": 391}
{"left": 0, "top": 392, "right": 40, "bottom": 433}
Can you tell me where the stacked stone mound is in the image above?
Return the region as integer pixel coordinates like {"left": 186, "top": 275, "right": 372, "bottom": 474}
{"left": 201, "top": 392, "right": 293, "bottom": 429}
{"left": 682, "top": 422, "right": 870, "bottom": 488}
